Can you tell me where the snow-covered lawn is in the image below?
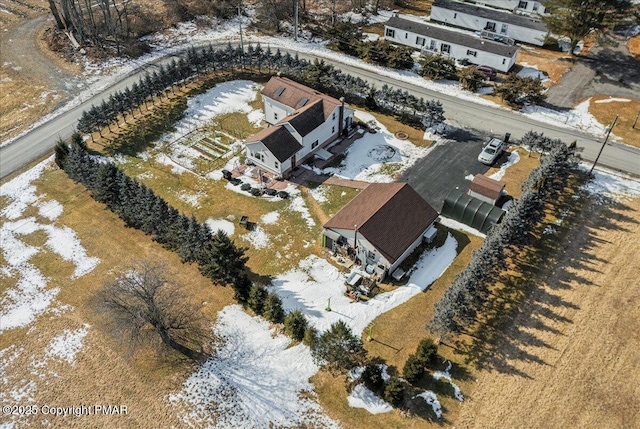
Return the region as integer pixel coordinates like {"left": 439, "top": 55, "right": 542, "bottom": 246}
{"left": 0, "top": 158, "right": 99, "bottom": 333}
{"left": 44, "top": 325, "right": 89, "bottom": 365}
{"left": 169, "top": 305, "right": 339, "bottom": 429}
{"left": 289, "top": 195, "right": 316, "bottom": 227}
{"left": 581, "top": 165, "right": 640, "bottom": 202}
{"left": 522, "top": 99, "right": 608, "bottom": 138}
{"left": 241, "top": 225, "right": 270, "bottom": 249}
{"left": 517, "top": 63, "right": 549, "bottom": 81}
{"left": 489, "top": 151, "right": 521, "bottom": 181}
{"left": 322, "top": 111, "right": 432, "bottom": 183}
{"left": 261, "top": 211, "right": 280, "bottom": 225}
{"left": 270, "top": 233, "right": 458, "bottom": 335}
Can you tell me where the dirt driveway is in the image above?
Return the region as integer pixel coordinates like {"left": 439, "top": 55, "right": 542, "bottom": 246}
{"left": 454, "top": 193, "right": 640, "bottom": 428}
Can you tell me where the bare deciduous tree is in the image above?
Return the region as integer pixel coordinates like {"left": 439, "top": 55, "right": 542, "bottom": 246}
{"left": 99, "top": 261, "right": 214, "bottom": 361}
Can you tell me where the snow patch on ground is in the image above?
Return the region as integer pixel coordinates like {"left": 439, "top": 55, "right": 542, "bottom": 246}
{"left": 433, "top": 361, "right": 464, "bottom": 401}
{"left": 155, "top": 153, "right": 193, "bottom": 175}
{"left": 309, "top": 186, "right": 328, "bottom": 203}
{"left": 322, "top": 111, "right": 432, "bottom": 182}
{"left": 347, "top": 384, "right": 393, "bottom": 414}
{"left": 45, "top": 325, "right": 89, "bottom": 364}
{"left": 438, "top": 217, "right": 487, "bottom": 238}
{"left": 261, "top": 211, "right": 280, "bottom": 225}
{"left": 241, "top": 225, "right": 270, "bottom": 249}
{"left": 0, "top": 158, "right": 98, "bottom": 332}
{"left": 289, "top": 196, "right": 316, "bottom": 227}
{"left": 594, "top": 97, "right": 631, "bottom": 104}
{"left": 517, "top": 63, "right": 549, "bottom": 81}
{"left": 169, "top": 305, "right": 339, "bottom": 429}
{"left": 489, "top": 151, "right": 520, "bottom": 181}
{"left": 205, "top": 218, "right": 235, "bottom": 236}
{"left": 270, "top": 233, "right": 458, "bottom": 335}
{"left": 415, "top": 391, "right": 442, "bottom": 418}
{"left": 177, "top": 190, "right": 205, "bottom": 207}
{"left": 581, "top": 165, "right": 640, "bottom": 202}
{"left": 521, "top": 99, "right": 608, "bottom": 138}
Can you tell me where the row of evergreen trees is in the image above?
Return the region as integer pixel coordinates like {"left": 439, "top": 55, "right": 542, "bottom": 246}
{"left": 76, "top": 43, "right": 446, "bottom": 137}
{"left": 56, "top": 142, "right": 253, "bottom": 302}
{"left": 429, "top": 135, "right": 579, "bottom": 337}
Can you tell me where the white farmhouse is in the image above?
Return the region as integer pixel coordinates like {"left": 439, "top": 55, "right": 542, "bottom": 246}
{"left": 244, "top": 76, "right": 355, "bottom": 178}
{"left": 430, "top": 0, "right": 549, "bottom": 46}
{"left": 322, "top": 183, "right": 439, "bottom": 278}
{"left": 385, "top": 15, "right": 519, "bottom": 72}
{"left": 472, "top": 0, "right": 546, "bottom": 15}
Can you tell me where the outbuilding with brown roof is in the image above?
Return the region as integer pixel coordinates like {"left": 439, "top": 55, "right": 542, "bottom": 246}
{"left": 468, "top": 174, "right": 505, "bottom": 205}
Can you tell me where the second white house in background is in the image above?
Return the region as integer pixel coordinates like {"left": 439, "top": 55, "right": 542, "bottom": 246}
{"left": 384, "top": 15, "right": 519, "bottom": 72}
{"left": 430, "top": 0, "right": 549, "bottom": 46}
{"left": 244, "top": 76, "right": 355, "bottom": 178}
{"left": 471, "top": 0, "right": 546, "bottom": 15}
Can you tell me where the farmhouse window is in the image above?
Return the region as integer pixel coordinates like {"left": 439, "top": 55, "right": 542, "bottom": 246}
{"left": 519, "top": 1, "right": 528, "bottom": 8}
{"left": 440, "top": 43, "right": 451, "bottom": 54}
{"left": 502, "top": 59, "right": 506, "bottom": 64}
{"left": 416, "top": 36, "right": 426, "bottom": 46}
{"left": 485, "top": 21, "right": 496, "bottom": 32}
{"left": 274, "top": 112, "right": 278, "bottom": 120}
{"left": 311, "top": 140, "right": 319, "bottom": 149}
{"left": 429, "top": 40, "right": 436, "bottom": 50}
{"left": 274, "top": 161, "right": 279, "bottom": 169}
{"left": 367, "top": 251, "right": 376, "bottom": 261}
{"left": 332, "top": 126, "right": 335, "bottom": 134}
{"left": 385, "top": 28, "right": 395, "bottom": 37}
{"left": 466, "top": 49, "right": 477, "bottom": 57}
{"left": 454, "top": 13, "right": 457, "bottom": 18}
{"left": 501, "top": 23, "right": 508, "bottom": 35}
{"left": 533, "top": 3, "right": 539, "bottom": 11}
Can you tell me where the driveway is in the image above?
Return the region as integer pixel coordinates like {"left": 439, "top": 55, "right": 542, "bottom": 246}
{"left": 546, "top": 26, "right": 640, "bottom": 108}
{"left": 400, "top": 128, "right": 509, "bottom": 210}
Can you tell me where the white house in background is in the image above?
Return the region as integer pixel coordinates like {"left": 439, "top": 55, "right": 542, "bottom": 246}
{"left": 472, "top": 0, "right": 546, "bottom": 15}
{"left": 468, "top": 174, "right": 506, "bottom": 205}
{"left": 385, "top": 15, "right": 519, "bottom": 72}
{"left": 245, "top": 76, "right": 355, "bottom": 177}
{"left": 430, "top": 0, "right": 549, "bottom": 46}
{"left": 322, "top": 183, "right": 439, "bottom": 278}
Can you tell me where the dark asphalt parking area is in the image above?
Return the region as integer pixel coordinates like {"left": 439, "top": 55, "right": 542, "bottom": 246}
{"left": 400, "top": 128, "right": 513, "bottom": 211}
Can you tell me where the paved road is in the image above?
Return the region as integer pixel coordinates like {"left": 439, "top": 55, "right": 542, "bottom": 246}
{"left": 2, "top": 40, "right": 640, "bottom": 179}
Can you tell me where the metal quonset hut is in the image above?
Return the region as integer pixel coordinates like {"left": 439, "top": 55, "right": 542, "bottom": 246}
{"left": 442, "top": 189, "right": 505, "bottom": 233}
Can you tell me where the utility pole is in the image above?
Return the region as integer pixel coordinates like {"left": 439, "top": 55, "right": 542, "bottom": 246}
{"left": 589, "top": 114, "right": 618, "bottom": 175}
{"left": 294, "top": 0, "right": 299, "bottom": 42}
{"left": 633, "top": 109, "right": 640, "bottom": 129}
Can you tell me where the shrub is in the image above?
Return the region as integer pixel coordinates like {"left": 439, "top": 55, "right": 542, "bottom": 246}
{"left": 419, "top": 55, "right": 458, "bottom": 80}
{"left": 284, "top": 310, "right": 308, "bottom": 341}
{"left": 312, "top": 320, "right": 367, "bottom": 374}
{"left": 416, "top": 338, "right": 438, "bottom": 366}
{"left": 361, "top": 361, "right": 385, "bottom": 395}
{"left": 248, "top": 285, "right": 268, "bottom": 316}
{"left": 458, "top": 66, "right": 486, "bottom": 92}
{"left": 496, "top": 74, "right": 547, "bottom": 107}
{"left": 383, "top": 377, "right": 405, "bottom": 407}
{"left": 303, "top": 325, "right": 319, "bottom": 350}
{"left": 263, "top": 293, "right": 285, "bottom": 324}
{"left": 402, "top": 354, "right": 424, "bottom": 383}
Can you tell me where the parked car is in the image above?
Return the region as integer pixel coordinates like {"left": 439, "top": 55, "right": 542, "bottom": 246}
{"left": 478, "top": 138, "right": 506, "bottom": 165}
{"left": 476, "top": 65, "right": 497, "bottom": 81}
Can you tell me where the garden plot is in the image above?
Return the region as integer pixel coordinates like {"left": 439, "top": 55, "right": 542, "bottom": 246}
{"left": 0, "top": 157, "right": 99, "bottom": 333}
{"left": 169, "top": 305, "right": 339, "bottom": 429}
{"left": 322, "top": 111, "right": 432, "bottom": 182}
{"left": 270, "top": 233, "right": 459, "bottom": 335}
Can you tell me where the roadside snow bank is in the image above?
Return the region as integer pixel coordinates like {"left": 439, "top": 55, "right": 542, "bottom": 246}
{"left": 581, "top": 166, "right": 640, "bottom": 201}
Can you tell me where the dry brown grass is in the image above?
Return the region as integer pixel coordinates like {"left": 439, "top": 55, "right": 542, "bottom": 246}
{"left": 0, "top": 165, "right": 235, "bottom": 428}
{"left": 587, "top": 96, "right": 640, "bottom": 148}
{"left": 485, "top": 146, "right": 540, "bottom": 198}
{"left": 629, "top": 35, "right": 640, "bottom": 60}
{"left": 515, "top": 46, "right": 575, "bottom": 87}
{"left": 454, "top": 191, "right": 640, "bottom": 429}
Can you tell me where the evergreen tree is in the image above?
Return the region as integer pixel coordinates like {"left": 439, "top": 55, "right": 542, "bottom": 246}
{"left": 313, "top": 320, "right": 367, "bottom": 374}
{"left": 233, "top": 274, "right": 252, "bottom": 305}
{"left": 419, "top": 55, "right": 458, "bottom": 80}
{"left": 383, "top": 377, "right": 405, "bottom": 407}
{"left": 54, "top": 139, "right": 69, "bottom": 169}
{"left": 197, "top": 231, "right": 248, "bottom": 285}
{"left": 361, "top": 361, "right": 385, "bottom": 395}
{"left": 263, "top": 293, "right": 285, "bottom": 324}
{"left": 248, "top": 285, "right": 269, "bottom": 316}
{"left": 416, "top": 338, "right": 438, "bottom": 366}
{"left": 303, "top": 325, "right": 319, "bottom": 350}
{"left": 284, "top": 310, "right": 308, "bottom": 341}
{"left": 402, "top": 354, "right": 424, "bottom": 383}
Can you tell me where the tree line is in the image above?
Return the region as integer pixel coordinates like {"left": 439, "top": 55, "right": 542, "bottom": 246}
{"left": 76, "top": 43, "right": 445, "bottom": 138}
{"left": 429, "top": 133, "right": 579, "bottom": 337}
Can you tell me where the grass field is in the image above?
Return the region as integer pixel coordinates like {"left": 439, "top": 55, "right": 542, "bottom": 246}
{"left": 587, "top": 96, "right": 640, "bottom": 148}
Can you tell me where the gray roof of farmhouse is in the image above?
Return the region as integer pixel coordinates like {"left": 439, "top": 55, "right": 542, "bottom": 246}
{"left": 386, "top": 16, "right": 519, "bottom": 57}
{"left": 432, "top": 0, "right": 548, "bottom": 31}
{"left": 245, "top": 126, "right": 302, "bottom": 162}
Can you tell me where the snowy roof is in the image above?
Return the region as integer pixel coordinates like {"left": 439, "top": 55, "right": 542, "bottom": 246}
{"left": 432, "top": 0, "right": 548, "bottom": 31}
{"left": 245, "top": 126, "right": 302, "bottom": 162}
{"left": 324, "top": 183, "right": 439, "bottom": 263}
{"left": 386, "top": 16, "right": 519, "bottom": 57}
{"left": 470, "top": 174, "right": 505, "bottom": 200}
{"left": 262, "top": 76, "right": 341, "bottom": 119}
{"left": 281, "top": 100, "right": 326, "bottom": 137}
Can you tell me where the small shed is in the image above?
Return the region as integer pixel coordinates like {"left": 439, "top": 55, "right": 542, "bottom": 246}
{"left": 442, "top": 189, "right": 505, "bottom": 233}
{"left": 468, "top": 174, "right": 506, "bottom": 206}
